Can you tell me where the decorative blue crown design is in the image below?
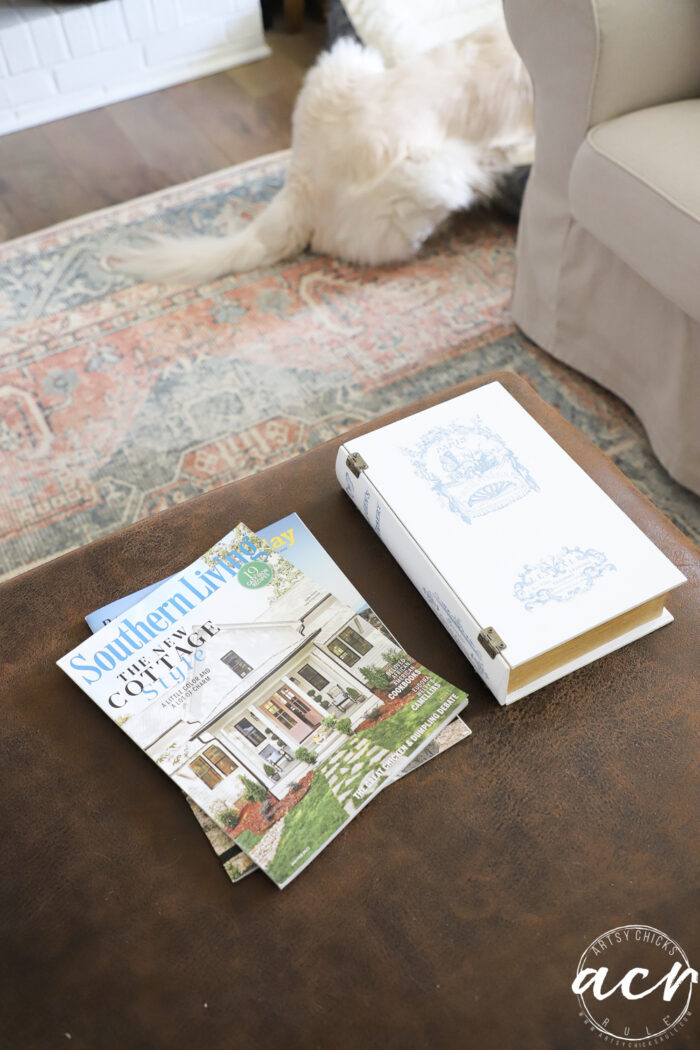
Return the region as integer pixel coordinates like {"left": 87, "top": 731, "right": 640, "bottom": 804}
{"left": 404, "top": 419, "right": 539, "bottom": 525}
{"left": 514, "top": 546, "right": 616, "bottom": 610}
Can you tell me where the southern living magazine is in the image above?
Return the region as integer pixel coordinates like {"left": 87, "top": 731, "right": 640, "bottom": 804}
{"left": 86, "top": 514, "right": 471, "bottom": 885}
{"left": 60, "top": 523, "right": 469, "bottom": 888}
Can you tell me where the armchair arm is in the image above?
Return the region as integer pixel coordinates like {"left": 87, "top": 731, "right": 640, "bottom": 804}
{"left": 585, "top": 0, "right": 700, "bottom": 127}
{"left": 502, "top": 0, "right": 700, "bottom": 352}
{"left": 504, "top": 0, "right": 700, "bottom": 184}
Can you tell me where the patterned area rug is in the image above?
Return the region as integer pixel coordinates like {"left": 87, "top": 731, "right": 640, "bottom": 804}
{"left": 1, "top": 150, "right": 697, "bottom": 580}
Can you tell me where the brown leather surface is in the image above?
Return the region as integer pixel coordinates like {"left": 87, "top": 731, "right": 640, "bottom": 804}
{"left": 1, "top": 371, "right": 698, "bottom": 1049}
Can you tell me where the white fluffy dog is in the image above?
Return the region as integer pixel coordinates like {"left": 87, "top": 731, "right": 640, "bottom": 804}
{"left": 113, "top": 25, "right": 533, "bottom": 285}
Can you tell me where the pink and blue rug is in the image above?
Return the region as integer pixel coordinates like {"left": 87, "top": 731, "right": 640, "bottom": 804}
{"left": 0, "top": 150, "right": 697, "bottom": 580}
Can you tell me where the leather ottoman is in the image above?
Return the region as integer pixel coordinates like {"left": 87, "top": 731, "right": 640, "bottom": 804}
{"left": 1, "top": 372, "right": 697, "bottom": 1049}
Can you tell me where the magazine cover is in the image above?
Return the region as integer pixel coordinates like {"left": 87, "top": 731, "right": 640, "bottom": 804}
{"left": 86, "top": 515, "right": 471, "bottom": 883}
{"left": 86, "top": 514, "right": 471, "bottom": 884}
{"left": 61, "top": 523, "right": 468, "bottom": 887}
{"left": 84, "top": 514, "right": 369, "bottom": 633}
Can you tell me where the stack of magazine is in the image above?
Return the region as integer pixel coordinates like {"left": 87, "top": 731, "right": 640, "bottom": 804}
{"left": 59, "top": 514, "right": 470, "bottom": 888}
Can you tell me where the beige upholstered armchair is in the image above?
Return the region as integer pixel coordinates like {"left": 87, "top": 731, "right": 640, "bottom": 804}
{"left": 503, "top": 0, "right": 700, "bottom": 493}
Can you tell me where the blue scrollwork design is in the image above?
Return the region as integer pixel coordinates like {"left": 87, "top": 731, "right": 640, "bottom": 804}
{"left": 514, "top": 546, "right": 616, "bottom": 610}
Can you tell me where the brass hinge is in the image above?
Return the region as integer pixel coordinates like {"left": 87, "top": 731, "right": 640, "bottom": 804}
{"left": 346, "top": 452, "right": 368, "bottom": 478}
{"left": 478, "top": 626, "right": 506, "bottom": 659}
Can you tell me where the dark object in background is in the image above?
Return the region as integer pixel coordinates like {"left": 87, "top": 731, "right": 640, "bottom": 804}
{"left": 492, "top": 164, "right": 530, "bottom": 220}
{"left": 326, "top": 0, "right": 362, "bottom": 46}
{"left": 262, "top": 1, "right": 284, "bottom": 30}
{"left": 262, "top": 0, "right": 324, "bottom": 31}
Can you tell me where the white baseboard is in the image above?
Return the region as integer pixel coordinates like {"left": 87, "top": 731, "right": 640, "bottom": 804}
{"left": 0, "top": 0, "right": 270, "bottom": 137}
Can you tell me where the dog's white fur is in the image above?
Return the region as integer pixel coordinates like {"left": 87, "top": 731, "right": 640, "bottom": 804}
{"left": 112, "top": 26, "right": 533, "bottom": 286}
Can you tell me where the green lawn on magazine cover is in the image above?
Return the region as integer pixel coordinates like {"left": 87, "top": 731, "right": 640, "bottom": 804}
{"left": 318, "top": 678, "right": 460, "bottom": 803}
{"left": 266, "top": 772, "right": 347, "bottom": 884}
{"left": 236, "top": 829, "right": 263, "bottom": 851}
{"left": 356, "top": 675, "right": 459, "bottom": 752}
{"left": 264, "top": 674, "right": 462, "bottom": 885}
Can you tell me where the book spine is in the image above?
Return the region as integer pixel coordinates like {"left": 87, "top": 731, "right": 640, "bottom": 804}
{"left": 335, "top": 446, "right": 509, "bottom": 703}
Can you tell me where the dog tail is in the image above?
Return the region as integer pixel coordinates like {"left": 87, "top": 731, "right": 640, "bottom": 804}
{"left": 107, "top": 181, "right": 311, "bottom": 286}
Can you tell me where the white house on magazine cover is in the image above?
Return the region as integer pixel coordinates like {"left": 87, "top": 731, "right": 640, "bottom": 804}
{"left": 123, "top": 577, "right": 399, "bottom": 811}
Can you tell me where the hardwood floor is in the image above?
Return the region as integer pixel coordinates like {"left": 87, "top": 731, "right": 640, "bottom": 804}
{"left": 0, "top": 24, "right": 325, "bottom": 243}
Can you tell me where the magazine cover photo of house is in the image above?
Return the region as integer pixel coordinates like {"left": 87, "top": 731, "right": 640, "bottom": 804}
{"left": 136, "top": 531, "right": 466, "bottom": 885}
{"left": 60, "top": 524, "right": 467, "bottom": 887}
{"left": 180, "top": 577, "right": 401, "bottom": 800}
{"left": 82, "top": 514, "right": 470, "bottom": 887}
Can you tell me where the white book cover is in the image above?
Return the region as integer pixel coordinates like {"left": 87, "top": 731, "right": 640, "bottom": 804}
{"left": 60, "top": 524, "right": 468, "bottom": 888}
{"left": 338, "top": 381, "right": 686, "bottom": 702}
